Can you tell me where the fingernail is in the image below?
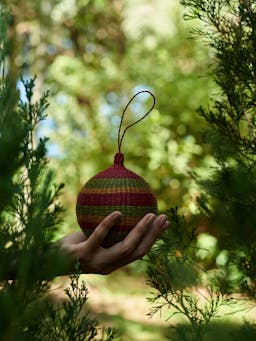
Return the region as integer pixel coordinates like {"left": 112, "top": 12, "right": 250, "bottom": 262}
{"left": 145, "top": 213, "right": 156, "bottom": 223}
{"left": 112, "top": 211, "right": 122, "bottom": 219}
{"left": 158, "top": 215, "right": 168, "bottom": 226}
{"left": 162, "top": 221, "right": 170, "bottom": 230}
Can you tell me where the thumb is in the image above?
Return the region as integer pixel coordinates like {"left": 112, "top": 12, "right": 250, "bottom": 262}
{"left": 83, "top": 211, "right": 122, "bottom": 250}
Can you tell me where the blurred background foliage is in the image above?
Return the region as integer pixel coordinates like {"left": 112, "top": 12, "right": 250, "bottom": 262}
{"left": 5, "top": 0, "right": 256, "bottom": 339}
{"left": 5, "top": 0, "right": 215, "bottom": 236}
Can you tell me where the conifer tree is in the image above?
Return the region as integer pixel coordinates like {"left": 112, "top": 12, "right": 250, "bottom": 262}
{"left": 181, "top": 0, "right": 256, "bottom": 301}
{"left": 147, "top": 1, "right": 256, "bottom": 340}
{"left": 0, "top": 4, "right": 114, "bottom": 340}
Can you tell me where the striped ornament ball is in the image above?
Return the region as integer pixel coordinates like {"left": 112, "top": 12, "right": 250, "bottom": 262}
{"left": 76, "top": 90, "right": 157, "bottom": 247}
{"left": 76, "top": 152, "right": 157, "bottom": 247}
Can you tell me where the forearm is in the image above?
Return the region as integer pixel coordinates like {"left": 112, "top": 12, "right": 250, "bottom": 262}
{"left": 0, "top": 212, "right": 169, "bottom": 280}
{"left": 0, "top": 245, "right": 72, "bottom": 281}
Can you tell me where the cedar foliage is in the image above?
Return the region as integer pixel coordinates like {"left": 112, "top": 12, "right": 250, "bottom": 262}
{"left": 182, "top": 0, "right": 256, "bottom": 298}
{"left": 0, "top": 5, "right": 114, "bottom": 340}
{"left": 147, "top": 1, "right": 256, "bottom": 340}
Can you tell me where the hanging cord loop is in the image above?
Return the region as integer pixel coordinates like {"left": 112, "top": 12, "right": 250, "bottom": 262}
{"left": 117, "top": 90, "right": 156, "bottom": 153}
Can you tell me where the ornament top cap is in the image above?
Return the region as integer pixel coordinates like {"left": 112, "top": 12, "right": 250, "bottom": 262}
{"left": 117, "top": 90, "right": 156, "bottom": 154}
{"left": 114, "top": 152, "right": 124, "bottom": 166}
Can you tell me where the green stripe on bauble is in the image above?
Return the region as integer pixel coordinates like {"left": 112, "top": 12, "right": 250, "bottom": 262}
{"left": 84, "top": 177, "right": 151, "bottom": 189}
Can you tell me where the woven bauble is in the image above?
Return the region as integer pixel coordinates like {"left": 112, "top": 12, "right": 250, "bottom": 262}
{"left": 76, "top": 91, "right": 157, "bottom": 247}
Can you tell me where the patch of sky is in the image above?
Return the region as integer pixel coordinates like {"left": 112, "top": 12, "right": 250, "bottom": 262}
{"left": 106, "top": 91, "right": 118, "bottom": 103}
{"left": 111, "top": 116, "right": 121, "bottom": 125}
{"left": 45, "top": 142, "right": 62, "bottom": 158}
{"left": 46, "top": 44, "right": 57, "bottom": 55}
{"left": 37, "top": 117, "right": 63, "bottom": 158}
{"left": 56, "top": 93, "right": 68, "bottom": 105}
{"left": 100, "top": 91, "right": 120, "bottom": 119}
{"left": 38, "top": 117, "right": 56, "bottom": 132}
{"left": 17, "top": 78, "right": 28, "bottom": 103}
{"left": 85, "top": 43, "right": 96, "bottom": 53}
{"left": 100, "top": 86, "right": 155, "bottom": 141}
{"left": 100, "top": 103, "right": 113, "bottom": 117}
{"left": 132, "top": 84, "right": 153, "bottom": 95}
{"left": 130, "top": 84, "right": 154, "bottom": 118}
{"left": 100, "top": 101, "right": 119, "bottom": 141}
{"left": 0, "top": 59, "right": 7, "bottom": 79}
{"left": 17, "top": 77, "right": 63, "bottom": 158}
{"left": 63, "top": 38, "right": 73, "bottom": 49}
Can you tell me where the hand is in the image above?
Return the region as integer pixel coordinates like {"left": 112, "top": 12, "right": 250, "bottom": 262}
{"left": 59, "top": 211, "right": 170, "bottom": 275}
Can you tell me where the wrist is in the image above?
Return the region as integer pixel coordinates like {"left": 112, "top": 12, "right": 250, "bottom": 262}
{"left": 62, "top": 243, "right": 80, "bottom": 274}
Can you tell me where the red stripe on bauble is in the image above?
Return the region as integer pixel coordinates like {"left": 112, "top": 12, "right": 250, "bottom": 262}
{"left": 79, "top": 221, "right": 136, "bottom": 232}
{"left": 93, "top": 166, "right": 141, "bottom": 179}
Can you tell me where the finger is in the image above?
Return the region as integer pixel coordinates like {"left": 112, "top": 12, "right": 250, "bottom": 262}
{"left": 129, "top": 215, "right": 170, "bottom": 261}
{"left": 123, "top": 213, "right": 157, "bottom": 248}
{"left": 106, "top": 219, "right": 170, "bottom": 272}
{"left": 115, "top": 215, "right": 168, "bottom": 264}
{"left": 109, "top": 213, "right": 157, "bottom": 258}
{"left": 62, "top": 231, "right": 88, "bottom": 244}
{"left": 94, "top": 216, "right": 170, "bottom": 274}
{"left": 57, "top": 231, "right": 87, "bottom": 252}
{"left": 138, "top": 214, "right": 169, "bottom": 250}
{"left": 86, "top": 211, "right": 122, "bottom": 250}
